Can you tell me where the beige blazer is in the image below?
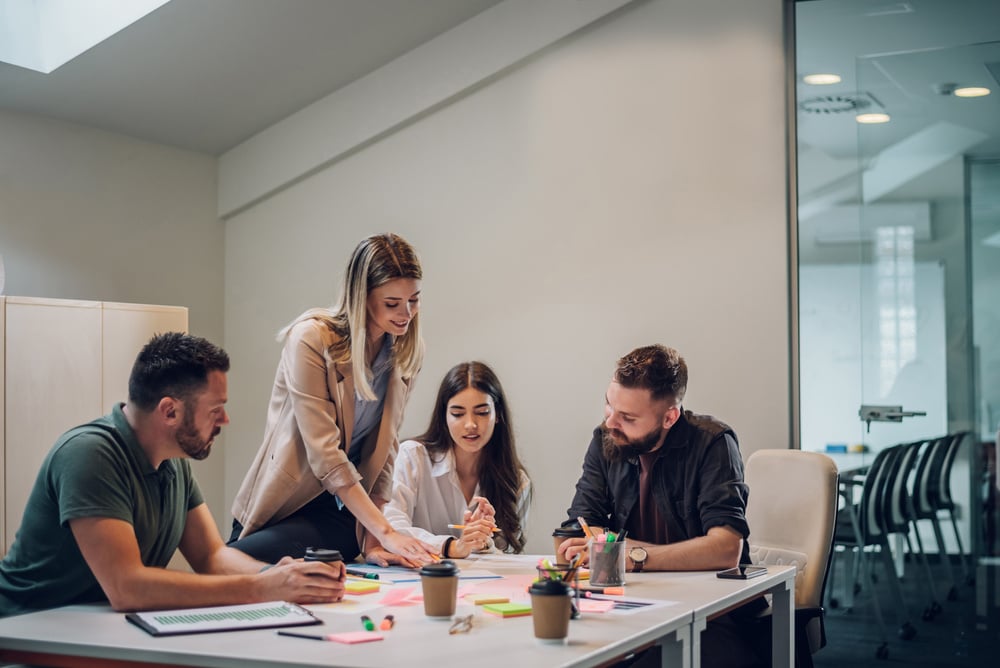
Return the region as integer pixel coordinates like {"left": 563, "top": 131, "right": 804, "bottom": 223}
{"left": 231, "top": 318, "right": 416, "bottom": 550}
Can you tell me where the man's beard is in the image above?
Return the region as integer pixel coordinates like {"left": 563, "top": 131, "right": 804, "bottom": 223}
{"left": 600, "top": 424, "right": 664, "bottom": 462}
{"left": 176, "top": 402, "right": 219, "bottom": 461}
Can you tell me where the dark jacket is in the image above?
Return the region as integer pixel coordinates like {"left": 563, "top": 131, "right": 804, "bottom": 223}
{"left": 565, "top": 410, "right": 752, "bottom": 564}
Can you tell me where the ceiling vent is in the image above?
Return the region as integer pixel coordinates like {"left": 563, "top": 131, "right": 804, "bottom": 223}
{"left": 799, "top": 92, "right": 883, "bottom": 115}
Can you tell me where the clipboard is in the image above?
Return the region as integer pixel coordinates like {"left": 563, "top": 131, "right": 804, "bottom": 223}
{"left": 126, "top": 600, "right": 321, "bottom": 637}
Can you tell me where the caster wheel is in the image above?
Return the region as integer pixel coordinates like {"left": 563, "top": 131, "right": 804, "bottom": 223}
{"left": 876, "top": 643, "right": 889, "bottom": 660}
{"left": 830, "top": 597, "right": 840, "bottom": 609}
{"left": 947, "top": 586, "right": 958, "bottom": 601}
{"left": 898, "top": 622, "right": 917, "bottom": 640}
{"left": 854, "top": 582, "right": 863, "bottom": 595}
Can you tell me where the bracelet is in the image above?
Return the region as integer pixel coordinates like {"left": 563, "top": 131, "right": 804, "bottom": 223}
{"left": 442, "top": 537, "right": 456, "bottom": 559}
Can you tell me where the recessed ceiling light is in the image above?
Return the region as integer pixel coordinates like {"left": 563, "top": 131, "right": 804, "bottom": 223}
{"left": 954, "top": 87, "right": 991, "bottom": 98}
{"left": 856, "top": 113, "right": 891, "bottom": 124}
{"left": 803, "top": 73, "right": 842, "bottom": 85}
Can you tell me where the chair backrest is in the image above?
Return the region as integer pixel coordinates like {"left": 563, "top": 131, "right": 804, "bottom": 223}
{"left": 883, "top": 440, "right": 923, "bottom": 534}
{"left": 745, "top": 449, "right": 839, "bottom": 609}
{"left": 938, "top": 432, "right": 967, "bottom": 508}
{"left": 912, "top": 435, "right": 950, "bottom": 516}
{"left": 858, "top": 444, "right": 900, "bottom": 543}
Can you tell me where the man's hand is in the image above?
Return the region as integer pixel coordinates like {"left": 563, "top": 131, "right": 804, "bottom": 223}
{"left": 257, "top": 557, "right": 346, "bottom": 604}
{"left": 559, "top": 536, "right": 591, "bottom": 566}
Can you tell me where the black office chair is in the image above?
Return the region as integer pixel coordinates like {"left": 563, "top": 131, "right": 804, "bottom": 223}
{"left": 883, "top": 439, "right": 942, "bottom": 621}
{"left": 831, "top": 444, "right": 917, "bottom": 659}
{"left": 911, "top": 433, "right": 971, "bottom": 600}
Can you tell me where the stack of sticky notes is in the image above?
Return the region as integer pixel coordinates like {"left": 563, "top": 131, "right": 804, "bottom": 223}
{"left": 345, "top": 579, "right": 381, "bottom": 595}
{"left": 464, "top": 594, "right": 510, "bottom": 605}
{"left": 482, "top": 602, "right": 532, "bottom": 618}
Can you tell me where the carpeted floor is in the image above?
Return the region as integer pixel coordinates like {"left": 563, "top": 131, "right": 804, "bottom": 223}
{"left": 812, "top": 553, "right": 1000, "bottom": 667}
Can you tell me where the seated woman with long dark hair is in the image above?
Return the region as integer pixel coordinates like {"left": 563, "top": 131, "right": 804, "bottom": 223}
{"left": 384, "top": 361, "right": 531, "bottom": 557}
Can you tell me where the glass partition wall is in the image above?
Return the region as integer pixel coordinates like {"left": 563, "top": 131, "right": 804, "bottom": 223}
{"left": 795, "top": 0, "right": 1000, "bottom": 561}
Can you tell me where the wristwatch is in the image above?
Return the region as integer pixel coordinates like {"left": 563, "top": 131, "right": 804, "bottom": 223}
{"left": 628, "top": 546, "right": 648, "bottom": 573}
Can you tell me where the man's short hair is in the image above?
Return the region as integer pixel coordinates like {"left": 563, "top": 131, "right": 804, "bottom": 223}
{"left": 614, "top": 344, "right": 687, "bottom": 404}
{"left": 128, "top": 332, "right": 230, "bottom": 411}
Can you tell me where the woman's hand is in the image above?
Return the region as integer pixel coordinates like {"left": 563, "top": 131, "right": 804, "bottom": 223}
{"left": 370, "top": 531, "right": 437, "bottom": 567}
{"left": 451, "top": 516, "right": 496, "bottom": 557}
{"left": 465, "top": 496, "right": 496, "bottom": 523}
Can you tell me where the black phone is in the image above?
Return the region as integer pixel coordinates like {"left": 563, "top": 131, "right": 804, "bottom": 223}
{"left": 716, "top": 565, "right": 767, "bottom": 579}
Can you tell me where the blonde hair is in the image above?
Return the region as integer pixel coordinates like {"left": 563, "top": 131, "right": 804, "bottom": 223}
{"left": 279, "top": 233, "right": 423, "bottom": 400}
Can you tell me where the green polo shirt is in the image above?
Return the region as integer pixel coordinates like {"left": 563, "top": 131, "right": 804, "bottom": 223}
{"left": 0, "top": 404, "right": 204, "bottom": 616}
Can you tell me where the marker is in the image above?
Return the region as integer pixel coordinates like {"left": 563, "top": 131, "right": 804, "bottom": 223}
{"left": 577, "top": 586, "right": 625, "bottom": 595}
{"left": 447, "top": 524, "right": 502, "bottom": 532}
{"left": 361, "top": 615, "right": 375, "bottom": 631}
{"left": 379, "top": 614, "right": 395, "bottom": 631}
{"left": 278, "top": 630, "right": 334, "bottom": 641}
{"left": 346, "top": 568, "right": 379, "bottom": 579}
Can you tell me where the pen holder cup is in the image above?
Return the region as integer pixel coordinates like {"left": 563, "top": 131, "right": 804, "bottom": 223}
{"left": 529, "top": 579, "right": 572, "bottom": 643}
{"left": 551, "top": 526, "right": 586, "bottom": 566}
{"left": 419, "top": 560, "right": 459, "bottom": 619}
{"left": 589, "top": 540, "right": 626, "bottom": 587}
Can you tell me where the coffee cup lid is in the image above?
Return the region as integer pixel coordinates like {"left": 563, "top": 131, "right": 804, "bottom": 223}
{"left": 552, "top": 525, "right": 586, "bottom": 538}
{"left": 419, "top": 560, "right": 459, "bottom": 577}
{"left": 530, "top": 578, "right": 571, "bottom": 596}
{"left": 303, "top": 547, "right": 343, "bottom": 562}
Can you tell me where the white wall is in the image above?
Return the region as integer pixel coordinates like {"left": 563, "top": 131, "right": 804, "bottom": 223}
{"left": 0, "top": 109, "right": 227, "bottom": 524}
{"left": 223, "top": 0, "right": 790, "bottom": 552}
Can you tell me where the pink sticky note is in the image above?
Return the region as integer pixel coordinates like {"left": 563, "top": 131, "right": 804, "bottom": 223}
{"left": 578, "top": 599, "right": 617, "bottom": 613}
{"left": 379, "top": 587, "right": 418, "bottom": 606}
{"left": 327, "top": 631, "right": 385, "bottom": 644}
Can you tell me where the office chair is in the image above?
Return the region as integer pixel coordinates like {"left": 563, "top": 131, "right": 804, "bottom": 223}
{"left": 745, "top": 449, "right": 839, "bottom": 668}
{"left": 912, "top": 432, "right": 972, "bottom": 599}
{"left": 883, "top": 440, "right": 942, "bottom": 621}
{"left": 831, "top": 444, "right": 919, "bottom": 659}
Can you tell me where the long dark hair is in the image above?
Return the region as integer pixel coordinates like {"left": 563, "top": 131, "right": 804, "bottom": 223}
{"left": 417, "top": 361, "right": 530, "bottom": 553}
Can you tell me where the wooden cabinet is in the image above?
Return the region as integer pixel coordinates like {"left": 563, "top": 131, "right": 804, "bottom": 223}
{"left": 0, "top": 297, "right": 187, "bottom": 555}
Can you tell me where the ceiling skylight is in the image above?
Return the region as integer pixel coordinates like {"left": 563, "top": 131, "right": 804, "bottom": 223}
{"left": 0, "top": 0, "right": 169, "bottom": 74}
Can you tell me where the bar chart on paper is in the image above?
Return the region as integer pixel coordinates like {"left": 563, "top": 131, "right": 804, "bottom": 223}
{"left": 126, "top": 601, "right": 320, "bottom": 636}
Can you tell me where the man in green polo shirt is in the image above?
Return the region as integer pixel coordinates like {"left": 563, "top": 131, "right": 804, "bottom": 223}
{"left": 0, "top": 332, "right": 345, "bottom": 616}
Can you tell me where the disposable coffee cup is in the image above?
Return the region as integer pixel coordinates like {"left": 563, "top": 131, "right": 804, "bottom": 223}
{"left": 552, "top": 526, "right": 586, "bottom": 565}
{"left": 303, "top": 547, "right": 343, "bottom": 563}
{"left": 529, "top": 578, "right": 572, "bottom": 643}
{"left": 419, "top": 560, "right": 459, "bottom": 619}
{"left": 589, "top": 540, "right": 626, "bottom": 587}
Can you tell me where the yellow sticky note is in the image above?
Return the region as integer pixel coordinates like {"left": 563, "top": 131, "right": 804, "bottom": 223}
{"left": 345, "top": 580, "right": 381, "bottom": 594}
{"left": 464, "top": 594, "right": 510, "bottom": 605}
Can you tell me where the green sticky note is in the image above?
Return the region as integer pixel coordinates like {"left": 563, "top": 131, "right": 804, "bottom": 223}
{"left": 482, "top": 602, "right": 532, "bottom": 618}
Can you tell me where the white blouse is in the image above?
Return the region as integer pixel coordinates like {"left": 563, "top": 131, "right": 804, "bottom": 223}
{"left": 384, "top": 439, "right": 531, "bottom": 553}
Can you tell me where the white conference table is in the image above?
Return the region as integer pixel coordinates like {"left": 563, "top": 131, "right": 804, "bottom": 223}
{"left": 0, "top": 556, "right": 794, "bottom": 668}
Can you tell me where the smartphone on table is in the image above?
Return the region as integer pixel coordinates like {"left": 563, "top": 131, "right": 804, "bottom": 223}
{"left": 716, "top": 565, "right": 767, "bottom": 579}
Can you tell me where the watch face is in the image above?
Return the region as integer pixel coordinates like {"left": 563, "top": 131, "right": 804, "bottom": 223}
{"left": 629, "top": 547, "right": 647, "bottom": 561}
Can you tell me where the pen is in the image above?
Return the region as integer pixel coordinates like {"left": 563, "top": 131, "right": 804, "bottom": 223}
{"left": 277, "top": 630, "right": 333, "bottom": 641}
{"left": 448, "top": 524, "right": 502, "bottom": 532}
{"left": 361, "top": 615, "right": 375, "bottom": 631}
{"left": 346, "top": 568, "right": 379, "bottom": 579}
{"left": 380, "top": 614, "right": 395, "bottom": 631}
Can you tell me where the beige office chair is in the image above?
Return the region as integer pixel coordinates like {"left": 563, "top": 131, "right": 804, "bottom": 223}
{"left": 745, "top": 449, "right": 839, "bottom": 668}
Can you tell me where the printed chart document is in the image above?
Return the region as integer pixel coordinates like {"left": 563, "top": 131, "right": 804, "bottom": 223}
{"left": 126, "top": 601, "right": 320, "bottom": 636}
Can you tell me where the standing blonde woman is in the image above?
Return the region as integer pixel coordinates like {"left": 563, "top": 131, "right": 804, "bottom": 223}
{"left": 229, "top": 233, "right": 435, "bottom": 566}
